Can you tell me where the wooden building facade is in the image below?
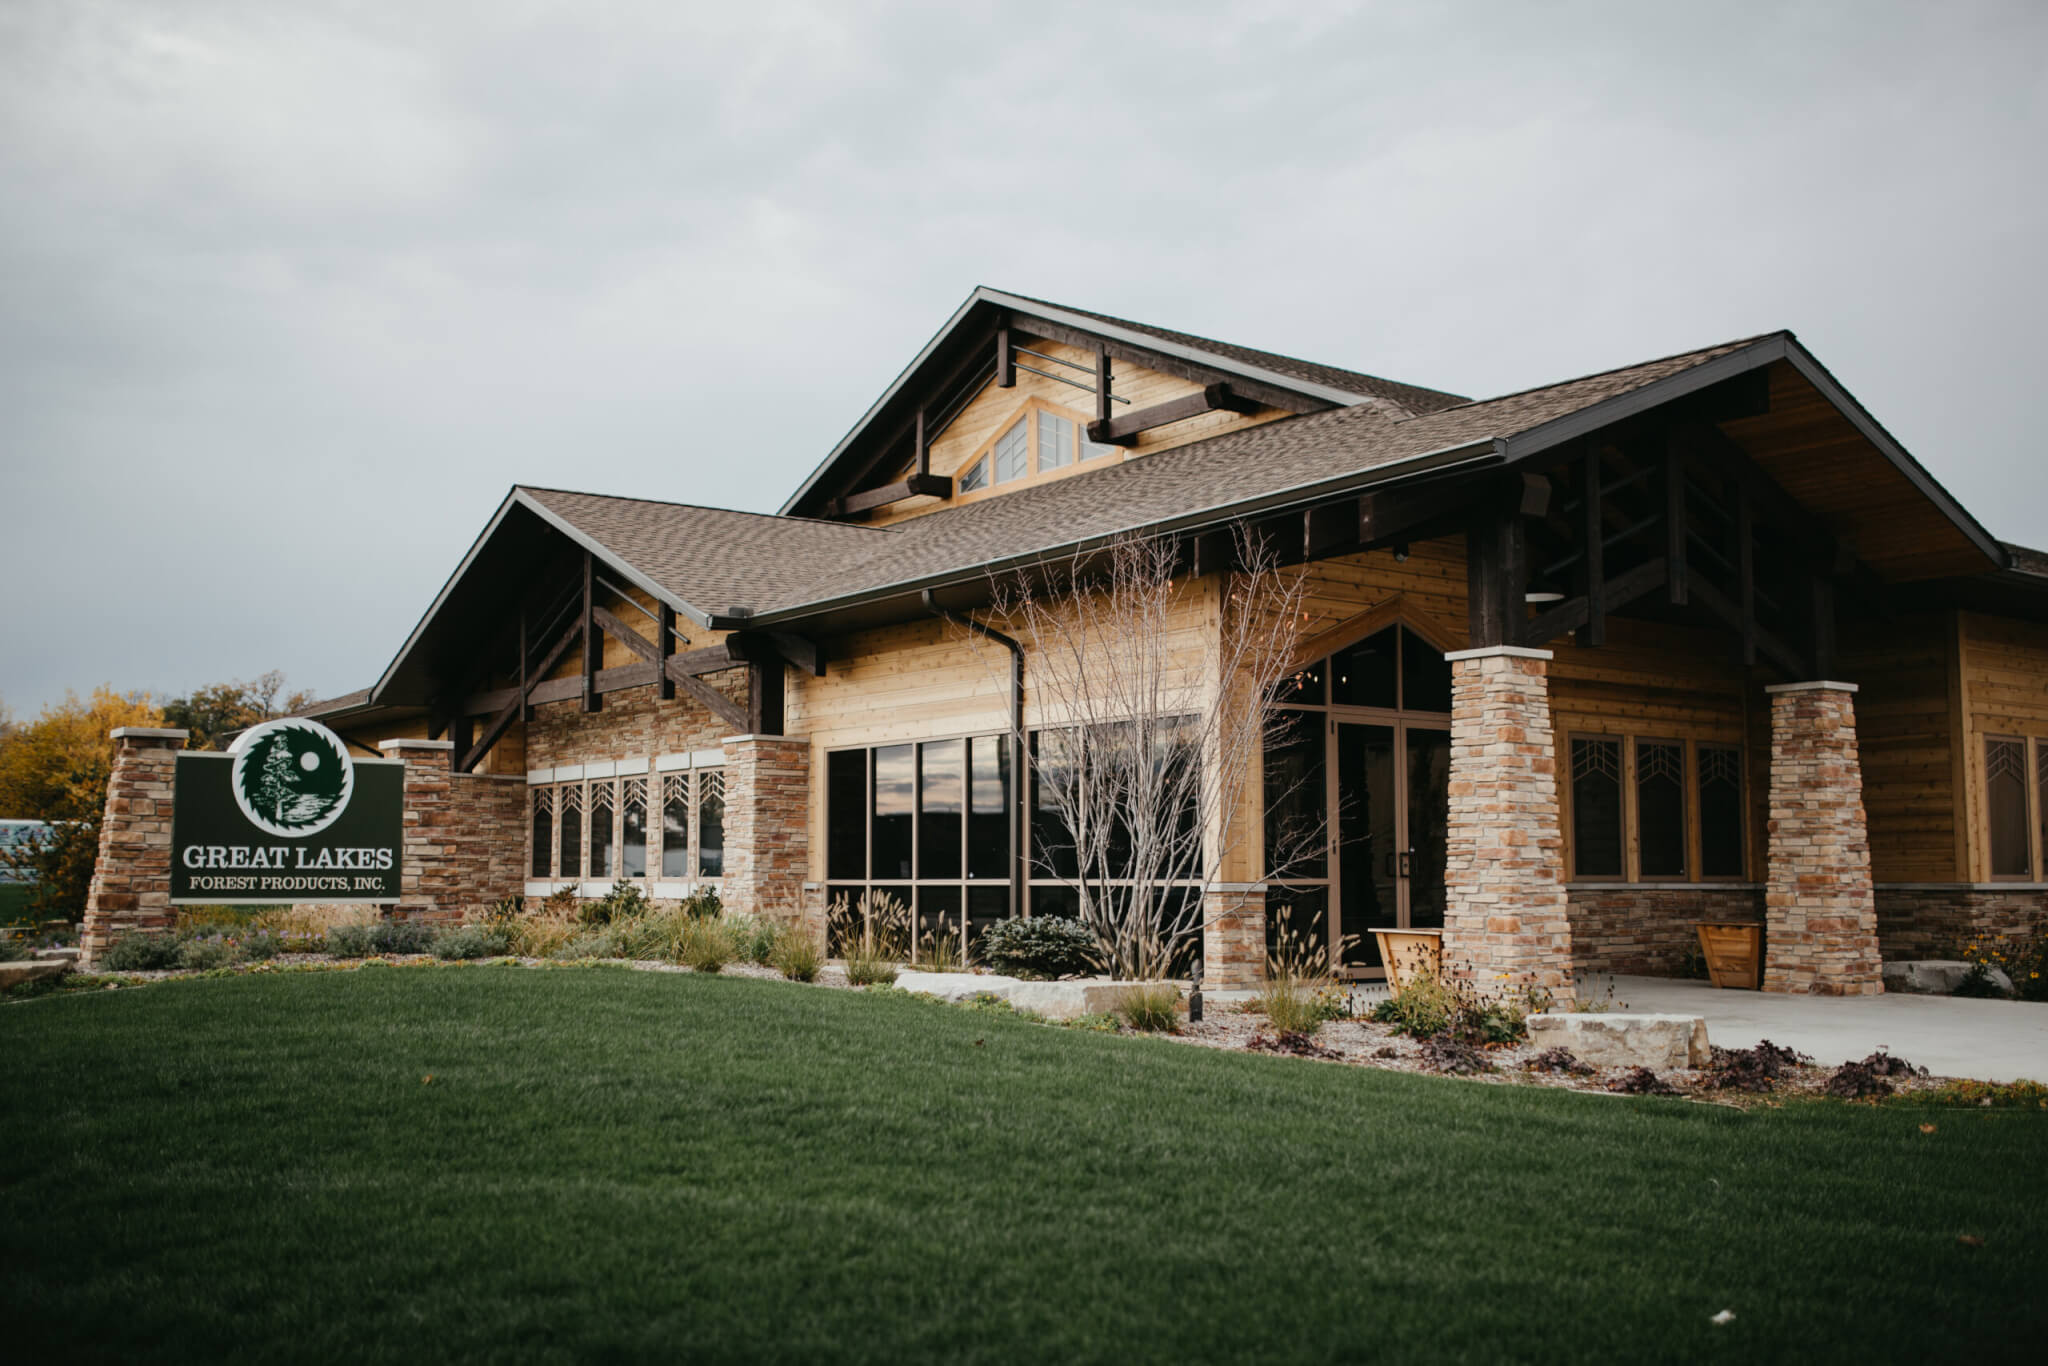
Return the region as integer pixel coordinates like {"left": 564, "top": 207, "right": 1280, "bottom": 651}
{"left": 284, "top": 288, "right": 2048, "bottom": 994}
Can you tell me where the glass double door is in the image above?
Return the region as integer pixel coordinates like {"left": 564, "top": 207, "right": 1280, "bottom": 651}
{"left": 1331, "top": 718, "right": 1450, "bottom": 977}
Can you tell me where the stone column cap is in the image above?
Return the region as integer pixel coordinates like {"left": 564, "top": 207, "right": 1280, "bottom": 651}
{"left": 1763, "top": 680, "right": 1860, "bottom": 695}
{"left": 379, "top": 738, "right": 456, "bottom": 751}
{"left": 721, "top": 733, "right": 801, "bottom": 744}
{"left": 1443, "top": 645, "right": 1554, "bottom": 662}
{"left": 109, "top": 726, "right": 190, "bottom": 741}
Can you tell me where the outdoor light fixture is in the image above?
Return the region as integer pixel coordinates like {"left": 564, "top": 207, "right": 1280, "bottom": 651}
{"left": 1392, "top": 543, "right": 1410, "bottom": 562}
{"left": 1524, "top": 572, "right": 1566, "bottom": 605}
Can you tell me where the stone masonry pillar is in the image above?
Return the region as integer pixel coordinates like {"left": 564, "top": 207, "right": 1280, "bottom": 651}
{"left": 383, "top": 739, "right": 457, "bottom": 923}
{"left": 1441, "top": 647, "right": 1573, "bottom": 999}
{"left": 1762, "top": 682, "right": 1882, "bottom": 995}
{"left": 1200, "top": 885, "right": 1266, "bottom": 991}
{"left": 721, "top": 733, "right": 809, "bottom": 921}
{"left": 79, "top": 726, "right": 190, "bottom": 967}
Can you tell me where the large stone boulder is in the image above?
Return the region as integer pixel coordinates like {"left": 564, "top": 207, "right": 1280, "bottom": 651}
{"left": 893, "top": 972, "right": 1167, "bottom": 1022}
{"left": 894, "top": 971, "right": 1025, "bottom": 1003}
{"left": 1525, "top": 1012, "right": 1711, "bottom": 1070}
{"left": 1882, "top": 959, "right": 2012, "bottom": 996}
{"left": 0, "top": 959, "right": 70, "bottom": 989}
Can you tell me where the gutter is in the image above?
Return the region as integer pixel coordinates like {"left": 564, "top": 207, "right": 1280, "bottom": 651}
{"left": 922, "top": 590, "right": 1028, "bottom": 912}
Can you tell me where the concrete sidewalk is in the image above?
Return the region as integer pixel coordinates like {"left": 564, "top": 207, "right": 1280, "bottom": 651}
{"left": 1606, "top": 975, "right": 2048, "bottom": 1083}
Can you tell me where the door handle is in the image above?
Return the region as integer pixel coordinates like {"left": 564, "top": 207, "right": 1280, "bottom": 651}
{"left": 1398, "top": 850, "right": 1413, "bottom": 878}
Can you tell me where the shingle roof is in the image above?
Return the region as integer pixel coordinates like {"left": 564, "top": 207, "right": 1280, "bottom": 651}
{"left": 997, "top": 290, "right": 1471, "bottom": 417}
{"left": 518, "top": 332, "right": 1774, "bottom": 623}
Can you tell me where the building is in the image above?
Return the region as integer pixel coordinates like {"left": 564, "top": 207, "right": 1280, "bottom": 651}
{"left": 90, "top": 288, "right": 2048, "bottom": 991}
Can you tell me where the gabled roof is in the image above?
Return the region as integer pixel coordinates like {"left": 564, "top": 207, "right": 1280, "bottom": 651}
{"left": 777, "top": 285, "right": 1463, "bottom": 518}
{"left": 350, "top": 311, "right": 2009, "bottom": 716}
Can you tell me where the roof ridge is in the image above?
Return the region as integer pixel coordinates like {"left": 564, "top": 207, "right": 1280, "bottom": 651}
{"left": 1414, "top": 330, "right": 1790, "bottom": 418}
{"left": 518, "top": 484, "right": 893, "bottom": 532}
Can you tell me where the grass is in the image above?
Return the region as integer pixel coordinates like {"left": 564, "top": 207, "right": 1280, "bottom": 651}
{"left": 2, "top": 967, "right": 2044, "bottom": 1363}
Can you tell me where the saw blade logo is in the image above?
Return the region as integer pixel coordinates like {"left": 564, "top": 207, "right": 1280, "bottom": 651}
{"left": 227, "top": 718, "right": 355, "bottom": 839}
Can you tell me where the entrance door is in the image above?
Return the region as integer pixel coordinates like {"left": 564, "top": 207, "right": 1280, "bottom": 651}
{"left": 1334, "top": 720, "right": 1450, "bottom": 976}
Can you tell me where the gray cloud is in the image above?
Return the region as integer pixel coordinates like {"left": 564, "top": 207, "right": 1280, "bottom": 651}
{"left": 3, "top": 0, "right": 2044, "bottom": 713}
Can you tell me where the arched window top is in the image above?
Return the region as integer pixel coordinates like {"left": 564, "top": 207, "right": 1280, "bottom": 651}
{"left": 1276, "top": 624, "right": 1452, "bottom": 713}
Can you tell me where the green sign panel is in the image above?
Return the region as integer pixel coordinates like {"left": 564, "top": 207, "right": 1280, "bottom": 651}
{"left": 171, "top": 719, "right": 404, "bottom": 904}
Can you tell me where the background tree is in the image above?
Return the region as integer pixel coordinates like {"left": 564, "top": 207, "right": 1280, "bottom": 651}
{"left": 0, "top": 687, "right": 162, "bottom": 922}
{"left": 161, "top": 670, "right": 314, "bottom": 751}
{"left": 976, "top": 527, "right": 1312, "bottom": 980}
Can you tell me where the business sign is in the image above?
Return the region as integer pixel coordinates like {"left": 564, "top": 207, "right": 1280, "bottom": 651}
{"left": 171, "top": 718, "right": 403, "bottom": 904}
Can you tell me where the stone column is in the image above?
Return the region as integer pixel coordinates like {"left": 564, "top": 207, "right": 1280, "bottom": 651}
{"left": 384, "top": 739, "right": 457, "bottom": 923}
{"left": 1762, "top": 682, "right": 1882, "bottom": 995}
{"left": 1200, "top": 885, "right": 1266, "bottom": 991}
{"left": 79, "top": 726, "right": 190, "bottom": 967}
{"left": 1441, "top": 647, "right": 1573, "bottom": 999}
{"left": 720, "top": 733, "right": 810, "bottom": 920}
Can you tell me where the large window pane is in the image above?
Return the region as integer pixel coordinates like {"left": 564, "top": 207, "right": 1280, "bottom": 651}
{"left": 558, "top": 787, "right": 583, "bottom": 881}
{"left": 1264, "top": 709, "right": 1326, "bottom": 879}
{"left": 1698, "top": 745, "right": 1744, "bottom": 878}
{"left": 621, "top": 778, "right": 647, "bottom": 878}
{"left": 1398, "top": 627, "right": 1453, "bottom": 713}
{"left": 992, "top": 418, "right": 1028, "bottom": 484}
{"left": 968, "top": 736, "right": 1009, "bottom": 880}
{"left": 1987, "top": 738, "right": 2030, "bottom": 877}
{"left": 1273, "top": 657, "right": 1326, "bottom": 706}
{"left": 1570, "top": 737, "right": 1622, "bottom": 878}
{"left": 827, "top": 749, "right": 867, "bottom": 881}
{"left": 1265, "top": 885, "right": 1329, "bottom": 969}
{"left": 1030, "top": 730, "right": 1079, "bottom": 880}
{"left": 919, "top": 740, "right": 964, "bottom": 880}
{"left": 661, "top": 775, "right": 690, "bottom": 879}
{"left": 871, "top": 744, "right": 914, "bottom": 880}
{"left": 531, "top": 789, "right": 552, "bottom": 879}
{"left": 916, "top": 884, "right": 962, "bottom": 963}
{"left": 1037, "top": 411, "right": 1073, "bottom": 470}
{"left": 1635, "top": 740, "right": 1686, "bottom": 879}
{"left": 1330, "top": 627, "right": 1398, "bottom": 709}
{"left": 968, "top": 885, "right": 1011, "bottom": 963}
{"left": 589, "top": 782, "right": 614, "bottom": 879}
{"left": 697, "top": 771, "right": 725, "bottom": 878}
{"left": 1030, "top": 882, "right": 1079, "bottom": 920}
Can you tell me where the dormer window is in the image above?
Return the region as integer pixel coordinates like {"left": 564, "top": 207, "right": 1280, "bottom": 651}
{"left": 950, "top": 403, "right": 1121, "bottom": 503}
{"left": 1038, "top": 413, "right": 1073, "bottom": 471}
{"left": 992, "top": 418, "right": 1029, "bottom": 483}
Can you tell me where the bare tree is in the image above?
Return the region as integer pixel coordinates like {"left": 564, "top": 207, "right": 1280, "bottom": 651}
{"left": 970, "top": 525, "right": 1315, "bottom": 980}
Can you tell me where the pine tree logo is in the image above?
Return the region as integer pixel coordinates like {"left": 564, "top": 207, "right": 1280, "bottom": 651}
{"left": 228, "top": 719, "right": 354, "bottom": 838}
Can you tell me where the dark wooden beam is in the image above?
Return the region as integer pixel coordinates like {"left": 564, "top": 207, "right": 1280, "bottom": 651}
{"left": 1095, "top": 351, "right": 1112, "bottom": 425}
{"left": 1304, "top": 502, "right": 1354, "bottom": 560}
{"left": 1809, "top": 574, "right": 1838, "bottom": 680}
{"left": 1466, "top": 502, "right": 1529, "bottom": 649}
{"left": 764, "top": 630, "right": 825, "bottom": 678}
{"left": 580, "top": 552, "right": 601, "bottom": 714}
{"left": 1358, "top": 477, "right": 1485, "bottom": 550}
{"left": 1086, "top": 381, "right": 1261, "bottom": 447}
{"left": 1672, "top": 423, "right": 1840, "bottom": 573}
{"left": 913, "top": 406, "right": 927, "bottom": 478}
{"left": 1191, "top": 528, "right": 1235, "bottom": 579}
{"left": 1580, "top": 448, "right": 1606, "bottom": 648}
{"left": 1522, "top": 557, "right": 1669, "bottom": 645}
{"left": 996, "top": 327, "right": 1014, "bottom": 388}
{"left": 748, "top": 660, "right": 785, "bottom": 735}
{"left": 461, "top": 622, "right": 581, "bottom": 772}
{"left": 658, "top": 603, "right": 676, "bottom": 701}
{"left": 1737, "top": 495, "right": 1756, "bottom": 666}
{"left": 1689, "top": 573, "right": 1807, "bottom": 679}
{"left": 833, "top": 472, "right": 951, "bottom": 517}
{"left": 450, "top": 715, "right": 474, "bottom": 769}
{"left": 1664, "top": 447, "right": 1689, "bottom": 606}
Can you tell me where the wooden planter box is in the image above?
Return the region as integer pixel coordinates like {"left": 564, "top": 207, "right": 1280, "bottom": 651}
{"left": 1370, "top": 928, "right": 1442, "bottom": 990}
{"left": 1695, "top": 921, "right": 1762, "bottom": 990}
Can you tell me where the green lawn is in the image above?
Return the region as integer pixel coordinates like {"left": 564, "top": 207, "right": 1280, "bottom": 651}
{"left": 2, "top": 967, "right": 2042, "bottom": 1364}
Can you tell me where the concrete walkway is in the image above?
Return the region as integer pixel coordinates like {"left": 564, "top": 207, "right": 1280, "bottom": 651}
{"left": 1605, "top": 975, "right": 2048, "bottom": 1083}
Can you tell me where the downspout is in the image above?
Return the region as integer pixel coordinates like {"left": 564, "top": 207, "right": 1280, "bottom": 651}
{"left": 922, "top": 590, "right": 1026, "bottom": 911}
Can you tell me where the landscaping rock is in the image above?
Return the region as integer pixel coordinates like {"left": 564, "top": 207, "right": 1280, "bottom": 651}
{"left": 1882, "top": 959, "right": 2011, "bottom": 996}
{"left": 895, "top": 972, "right": 1026, "bottom": 1003}
{"left": 33, "top": 946, "right": 80, "bottom": 964}
{"left": 1525, "top": 1013, "right": 1710, "bottom": 1070}
{"left": 0, "top": 960, "right": 69, "bottom": 988}
{"left": 1006, "top": 979, "right": 1160, "bottom": 1022}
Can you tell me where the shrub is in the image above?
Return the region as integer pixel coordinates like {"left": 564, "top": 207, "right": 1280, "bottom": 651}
{"left": 1369, "top": 974, "right": 1456, "bottom": 1038}
{"left": 1367, "top": 972, "right": 1529, "bottom": 1046}
{"left": 975, "top": 916, "right": 1098, "bottom": 979}
{"left": 326, "top": 923, "right": 374, "bottom": 959}
{"left": 239, "top": 929, "right": 290, "bottom": 961}
{"left": 918, "top": 922, "right": 963, "bottom": 972}
{"left": 844, "top": 946, "right": 898, "bottom": 987}
{"left": 100, "top": 933, "right": 183, "bottom": 971}
{"left": 507, "top": 892, "right": 582, "bottom": 959}
{"left": 558, "top": 928, "right": 627, "bottom": 960}
{"left": 176, "top": 936, "right": 242, "bottom": 971}
{"left": 679, "top": 890, "right": 723, "bottom": 920}
{"left": 586, "top": 881, "right": 652, "bottom": 926}
{"left": 433, "top": 924, "right": 513, "bottom": 960}
{"left": 369, "top": 919, "right": 434, "bottom": 955}
{"left": 679, "top": 916, "right": 734, "bottom": 973}
{"left": 1115, "top": 982, "right": 1181, "bottom": 1033}
{"left": 832, "top": 892, "right": 910, "bottom": 986}
{"left": 770, "top": 923, "right": 823, "bottom": 982}
{"left": 724, "top": 913, "right": 778, "bottom": 966}
{"left": 1259, "top": 974, "right": 1342, "bottom": 1037}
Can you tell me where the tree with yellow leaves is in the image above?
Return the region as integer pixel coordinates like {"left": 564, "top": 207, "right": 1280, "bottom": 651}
{"left": 0, "top": 687, "right": 162, "bottom": 922}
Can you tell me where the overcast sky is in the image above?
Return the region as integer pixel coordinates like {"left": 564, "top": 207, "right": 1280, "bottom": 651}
{"left": 3, "top": 0, "right": 2045, "bottom": 716}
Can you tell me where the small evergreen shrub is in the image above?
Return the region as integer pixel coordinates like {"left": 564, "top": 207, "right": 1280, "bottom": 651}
{"left": 586, "top": 881, "right": 652, "bottom": 926}
{"left": 679, "top": 890, "right": 723, "bottom": 920}
{"left": 432, "top": 924, "right": 513, "bottom": 960}
{"left": 326, "top": 924, "right": 374, "bottom": 959}
{"left": 176, "top": 936, "right": 241, "bottom": 971}
{"left": 976, "top": 916, "right": 1099, "bottom": 979}
{"left": 369, "top": 919, "right": 435, "bottom": 955}
{"left": 101, "top": 933, "right": 183, "bottom": 971}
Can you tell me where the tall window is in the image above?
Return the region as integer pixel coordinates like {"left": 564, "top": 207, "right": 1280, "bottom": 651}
{"left": 589, "top": 781, "right": 615, "bottom": 879}
{"left": 531, "top": 788, "right": 553, "bottom": 879}
{"left": 621, "top": 778, "right": 647, "bottom": 879}
{"left": 697, "top": 771, "right": 725, "bottom": 878}
{"left": 827, "top": 735, "right": 1015, "bottom": 959}
{"left": 1634, "top": 740, "right": 1686, "bottom": 879}
{"left": 557, "top": 785, "right": 584, "bottom": 881}
{"left": 1986, "top": 737, "right": 2031, "bottom": 879}
{"left": 1698, "top": 745, "right": 1744, "bottom": 879}
{"left": 1570, "top": 736, "right": 1624, "bottom": 879}
{"left": 992, "top": 417, "right": 1029, "bottom": 484}
{"left": 662, "top": 775, "right": 690, "bottom": 878}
